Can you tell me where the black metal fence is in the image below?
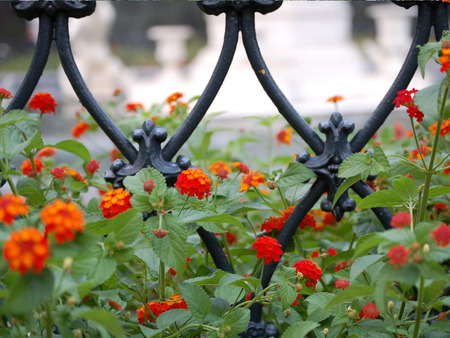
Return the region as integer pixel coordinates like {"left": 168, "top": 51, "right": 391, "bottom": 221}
{"left": 3, "top": 1, "right": 449, "bottom": 336}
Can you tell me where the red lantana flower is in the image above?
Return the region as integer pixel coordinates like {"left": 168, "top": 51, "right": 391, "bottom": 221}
{"left": 390, "top": 212, "right": 411, "bottom": 229}
{"left": 430, "top": 223, "right": 450, "bottom": 247}
{"left": 86, "top": 159, "right": 100, "bottom": 175}
{"left": 387, "top": 244, "right": 410, "bottom": 269}
{"left": 126, "top": 102, "right": 144, "bottom": 112}
{"left": 209, "top": 161, "right": 231, "bottom": 174}
{"left": 20, "top": 158, "right": 45, "bottom": 177}
{"left": 137, "top": 295, "right": 188, "bottom": 324}
{"left": 0, "top": 88, "right": 13, "bottom": 100}
{"left": 276, "top": 128, "right": 293, "bottom": 146}
{"left": 231, "top": 162, "right": 250, "bottom": 174}
{"left": 293, "top": 259, "right": 322, "bottom": 289}
{"left": 0, "top": 193, "right": 29, "bottom": 225}
{"left": 334, "top": 260, "right": 352, "bottom": 272}
{"left": 108, "top": 299, "right": 123, "bottom": 311}
{"left": 51, "top": 167, "right": 66, "bottom": 180}
{"left": 99, "top": 188, "right": 132, "bottom": 219}
{"left": 359, "top": 302, "right": 380, "bottom": 320}
{"left": 335, "top": 279, "right": 350, "bottom": 290}
{"left": 328, "top": 248, "right": 337, "bottom": 256}
{"left": 251, "top": 235, "right": 283, "bottom": 264}
{"left": 393, "top": 89, "right": 424, "bottom": 122}
{"left": 28, "top": 92, "right": 58, "bottom": 114}
{"left": 311, "top": 250, "right": 319, "bottom": 258}
{"left": 175, "top": 168, "right": 212, "bottom": 200}
{"left": 409, "top": 146, "right": 432, "bottom": 161}
{"left": 36, "top": 147, "right": 56, "bottom": 158}
{"left": 71, "top": 121, "right": 90, "bottom": 139}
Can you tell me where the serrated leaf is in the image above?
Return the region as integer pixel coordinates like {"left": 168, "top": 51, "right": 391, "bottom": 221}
{"left": 179, "top": 282, "right": 211, "bottom": 322}
{"left": 306, "top": 292, "right": 336, "bottom": 322}
{"left": 377, "top": 228, "right": 416, "bottom": 244}
{"left": 359, "top": 190, "right": 403, "bottom": 209}
{"left": 188, "top": 270, "right": 227, "bottom": 285}
{"left": 156, "top": 309, "right": 191, "bottom": 329}
{"left": 393, "top": 176, "right": 417, "bottom": 203}
{"left": 3, "top": 269, "right": 54, "bottom": 314}
{"left": 123, "top": 167, "right": 167, "bottom": 198}
{"left": 373, "top": 146, "right": 390, "bottom": 173}
{"left": 221, "top": 308, "right": 250, "bottom": 334}
{"left": 414, "top": 221, "right": 439, "bottom": 242}
{"left": 90, "top": 257, "right": 116, "bottom": 286}
{"left": 333, "top": 175, "right": 361, "bottom": 208}
{"left": 415, "top": 81, "right": 442, "bottom": 122}
{"left": 353, "top": 233, "right": 387, "bottom": 259}
{"left": 324, "top": 285, "right": 374, "bottom": 311}
{"left": 226, "top": 202, "right": 271, "bottom": 215}
{"left": 51, "top": 139, "right": 91, "bottom": 161}
{"left": 16, "top": 176, "right": 45, "bottom": 206}
{"left": 417, "top": 41, "right": 442, "bottom": 78}
{"left": 135, "top": 248, "right": 160, "bottom": 278}
{"left": 428, "top": 186, "right": 450, "bottom": 198}
{"left": 74, "top": 309, "right": 124, "bottom": 338}
{"left": 279, "top": 284, "right": 298, "bottom": 310}
{"left": 277, "top": 162, "right": 316, "bottom": 187}
{"left": 187, "top": 212, "right": 243, "bottom": 228}
{"left": 350, "top": 255, "right": 384, "bottom": 282}
{"left": 281, "top": 321, "right": 319, "bottom": 338}
{"left": 339, "top": 152, "right": 369, "bottom": 178}
{"left": 0, "top": 110, "right": 34, "bottom": 128}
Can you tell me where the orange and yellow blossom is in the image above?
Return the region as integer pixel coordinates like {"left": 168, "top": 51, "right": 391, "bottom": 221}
{"left": 239, "top": 170, "right": 265, "bottom": 192}
{"left": 3, "top": 227, "right": 50, "bottom": 275}
{"left": 0, "top": 193, "right": 29, "bottom": 225}
{"left": 276, "top": 128, "right": 293, "bottom": 146}
{"left": 41, "top": 199, "right": 85, "bottom": 244}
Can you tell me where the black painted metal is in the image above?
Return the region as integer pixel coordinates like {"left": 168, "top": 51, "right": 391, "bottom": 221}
{"left": 5, "top": 1, "right": 449, "bottom": 335}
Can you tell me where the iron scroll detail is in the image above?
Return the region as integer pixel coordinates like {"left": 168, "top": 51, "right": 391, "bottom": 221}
{"left": 11, "top": 0, "right": 96, "bottom": 20}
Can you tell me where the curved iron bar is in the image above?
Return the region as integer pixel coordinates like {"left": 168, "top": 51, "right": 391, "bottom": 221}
{"left": 197, "top": 227, "right": 233, "bottom": 273}
{"left": 249, "top": 179, "right": 327, "bottom": 323}
{"left": 240, "top": 8, "right": 325, "bottom": 156}
{"left": 351, "top": 181, "right": 393, "bottom": 229}
{"left": 432, "top": 2, "right": 449, "bottom": 40}
{"left": 162, "top": 11, "right": 240, "bottom": 161}
{"left": 350, "top": 3, "right": 433, "bottom": 153}
{"left": 5, "top": 14, "right": 53, "bottom": 113}
{"left": 54, "top": 14, "right": 138, "bottom": 163}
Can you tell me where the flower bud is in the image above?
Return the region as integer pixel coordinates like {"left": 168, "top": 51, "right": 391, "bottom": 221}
{"left": 143, "top": 179, "right": 155, "bottom": 194}
{"left": 411, "top": 241, "right": 421, "bottom": 251}
{"left": 322, "top": 328, "right": 329, "bottom": 335}
{"left": 73, "top": 329, "right": 83, "bottom": 338}
{"left": 285, "top": 309, "right": 291, "bottom": 317}
{"left": 388, "top": 301, "right": 395, "bottom": 312}
{"left": 295, "top": 283, "right": 303, "bottom": 292}
{"left": 423, "top": 243, "right": 430, "bottom": 253}
{"left": 296, "top": 271, "right": 304, "bottom": 280}
{"left": 63, "top": 257, "right": 73, "bottom": 272}
{"left": 67, "top": 296, "right": 77, "bottom": 305}
{"left": 117, "top": 241, "right": 125, "bottom": 250}
{"left": 347, "top": 309, "right": 357, "bottom": 319}
{"left": 153, "top": 229, "right": 168, "bottom": 238}
{"left": 267, "top": 181, "right": 276, "bottom": 190}
{"left": 225, "top": 326, "right": 231, "bottom": 333}
{"left": 413, "top": 253, "right": 423, "bottom": 263}
{"left": 394, "top": 314, "right": 398, "bottom": 319}
{"left": 65, "top": 196, "right": 72, "bottom": 203}
{"left": 124, "top": 311, "right": 131, "bottom": 321}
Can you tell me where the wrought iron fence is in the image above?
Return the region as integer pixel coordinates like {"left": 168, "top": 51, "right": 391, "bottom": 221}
{"left": 3, "top": 1, "right": 449, "bottom": 336}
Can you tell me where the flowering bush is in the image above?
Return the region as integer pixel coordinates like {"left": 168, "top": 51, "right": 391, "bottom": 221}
{"left": 0, "top": 33, "right": 449, "bottom": 338}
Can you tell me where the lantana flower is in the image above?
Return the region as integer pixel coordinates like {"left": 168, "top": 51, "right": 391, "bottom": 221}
{"left": 239, "top": 170, "right": 265, "bottom": 192}
{"left": 86, "top": 159, "right": 100, "bottom": 175}
{"left": 359, "top": 302, "right": 380, "bottom": 320}
{"left": 408, "top": 146, "right": 432, "bottom": 161}
{"left": 386, "top": 244, "right": 410, "bottom": 269}
{"left": 438, "top": 40, "right": 450, "bottom": 73}
{"left": 293, "top": 259, "right": 322, "bottom": 289}
{"left": 390, "top": 212, "right": 411, "bottom": 228}
{"left": 393, "top": 88, "right": 424, "bottom": 122}
{"left": 0, "top": 88, "right": 13, "bottom": 100}
{"left": 41, "top": 199, "right": 85, "bottom": 244}
{"left": 3, "top": 227, "right": 50, "bottom": 275}
{"left": 20, "top": 158, "right": 45, "bottom": 177}
{"left": 99, "top": 188, "right": 132, "bottom": 219}
{"left": 429, "top": 118, "right": 450, "bottom": 137}
{"left": 231, "top": 162, "right": 250, "bottom": 174}
{"left": 175, "top": 168, "right": 212, "bottom": 200}
{"left": 72, "top": 121, "right": 90, "bottom": 138}
{"left": 126, "top": 102, "right": 144, "bottom": 112}
{"left": 136, "top": 295, "right": 188, "bottom": 324}
{"left": 28, "top": 92, "right": 58, "bottom": 114}
{"left": 335, "top": 279, "right": 350, "bottom": 290}
{"left": 36, "top": 147, "right": 56, "bottom": 158}
{"left": 0, "top": 193, "right": 29, "bottom": 225}
{"left": 251, "top": 235, "right": 283, "bottom": 264}
{"left": 209, "top": 161, "right": 232, "bottom": 174}
{"left": 276, "top": 128, "right": 293, "bottom": 146}
{"left": 430, "top": 223, "right": 450, "bottom": 247}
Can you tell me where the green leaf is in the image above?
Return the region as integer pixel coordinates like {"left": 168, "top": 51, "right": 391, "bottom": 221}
{"left": 75, "top": 309, "right": 124, "bottom": 338}
{"left": 339, "top": 153, "right": 369, "bottom": 178}
{"left": 0, "top": 110, "right": 34, "bottom": 128}
{"left": 156, "top": 309, "right": 191, "bottom": 329}
{"left": 279, "top": 283, "right": 298, "bottom": 310}
{"left": 24, "top": 131, "right": 44, "bottom": 155}
{"left": 226, "top": 202, "right": 271, "bottom": 215}
{"left": 306, "top": 292, "right": 336, "bottom": 322}
{"left": 415, "top": 81, "right": 442, "bottom": 122}
{"left": 277, "top": 162, "right": 316, "bottom": 188}
{"left": 3, "top": 269, "right": 54, "bottom": 314}
{"left": 359, "top": 190, "right": 403, "bottom": 209}
{"left": 51, "top": 139, "right": 91, "bottom": 161}
{"left": 353, "top": 233, "right": 387, "bottom": 259}
{"left": 373, "top": 146, "right": 390, "bottom": 173}
{"left": 281, "top": 321, "right": 319, "bottom": 338}
{"left": 146, "top": 214, "right": 187, "bottom": 273}
{"left": 350, "top": 255, "right": 384, "bottom": 282}
{"left": 414, "top": 221, "right": 439, "bottom": 242}
{"left": 428, "top": 186, "right": 450, "bottom": 199}
{"left": 90, "top": 257, "right": 116, "bottom": 286}
{"left": 417, "top": 41, "right": 442, "bottom": 78}
{"left": 324, "top": 285, "right": 374, "bottom": 310}
{"left": 221, "top": 308, "right": 250, "bottom": 334}
{"left": 16, "top": 176, "right": 45, "bottom": 206}
{"left": 123, "top": 167, "right": 167, "bottom": 198}
{"left": 333, "top": 175, "right": 361, "bottom": 208}
{"left": 377, "top": 228, "right": 416, "bottom": 244}
{"left": 182, "top": 211, "right": 243, "bottom": 228}
{"left": 179, "top": 282, "right": 211, "bottom": 322}
{"left": 393, "top": 176, "right": 417, "bottom": 203}
{"left": 188, "top": 270, "right": 228, "bottom": 286}
{"left": 135, "top": 248, "right": 160, "bottom": 278}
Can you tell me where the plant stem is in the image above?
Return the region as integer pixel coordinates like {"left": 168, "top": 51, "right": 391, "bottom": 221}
{"left": 335, "top": 323, "right": 346, "bottom": 338}
{"left": 293, "top": 234, "right": 305, "bottom": 257}
{"left": 165, "top": 324, "right": 219, "bottom": 338}
{"left": 398, "top": 300, "right": 406, "bottom": 320}
{"left": 348, "top": 232, "right": 356, "bottom": 250}
{"left": 159, "top": 260, "right": 166, "bottom": 300}
{"left": 412, "top": 277, "right": 425, "bottom": 338}
{"left": 277, "top": 186, "right": 288, "bottom": 210}
{"left": 45, "top": 302, "right": 53, "bottom": 338}
{"left": 177, "top": 195, "right": 189, "bottom": 217}
{"left": 254, "top": 187, "right": 281, "bottom": 215}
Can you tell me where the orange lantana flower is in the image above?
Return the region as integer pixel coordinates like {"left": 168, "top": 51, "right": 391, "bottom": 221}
{"left": 276, "top": 128, "right": 293, "bottom": 146}
{"left": 438, "top": 42, "right": 450, "bottom": 73}
{"left": 126, "top": 102, "right": 144, "bottom": 112}
{"left": 36, "top": 147, "right": 56, "bottom": 158}
{"left": 20, "top": 158, "right": 45, "bottom": 177}
{"left": 71, "top": 121, "right": 90, "bottom": 139}
{"left": 137, "top": 295, "right": 188, "bottom": 324}
{"left": 175, "top": 168, "right": 212, "bottom": 200}
{"left": 239, "top": 170, "right": 265, "bottom": 192}
{"left": 208, "top": 161, "right": 232, "bottom": 174}
{"left": 28, "top": 92, "right": 58, "bottom": 114}
{"left": 408, "top": 146, "right": 432, "bottom": 161}
{"left": 0, "top": 193, "right": 29, "bottom": 225}
{"left": 99, "top": 188, "right": 132, "bottom": 219}
{"left": 429, "top": 118, "right": 450, "bottom": 137}
{"left": 41, "top": 199, "right": 85, "bottom": 244}
{"left": 63, "top": 167, "right": 88, "bottom": 185}
{"left": 3, "top": 227, "right": 50, "bottom": 275}
{"left": 326, "top": 95, "right": 344, "bottom": 102}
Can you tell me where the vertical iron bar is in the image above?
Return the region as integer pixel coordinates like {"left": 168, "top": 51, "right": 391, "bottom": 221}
{"left": 162, "top": 11, "right": 240, "bottom": 161}
{"left": 432, "top": 3, "right": 449, "bottom": 40}
{"left": 350, "top": 4, "right": 432, "bottom": 153}
{"left": 5, "top": 14, "right": 53, "bottom": 113}
{"left": 54, "top": 14, "right": 138, "bottom": 163}
{"left": 197, "top": 227, "right": 233, "bottom": 273}
{"left": 241, "top": 9, "right": 325, "bottom": 156}
{"left": 250, "top": 179, "right": 327, "bottom": 322}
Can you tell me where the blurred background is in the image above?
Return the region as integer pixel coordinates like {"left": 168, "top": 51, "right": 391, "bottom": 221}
{"left": 0, "top": 1, "right": 444, "bottom": 164}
